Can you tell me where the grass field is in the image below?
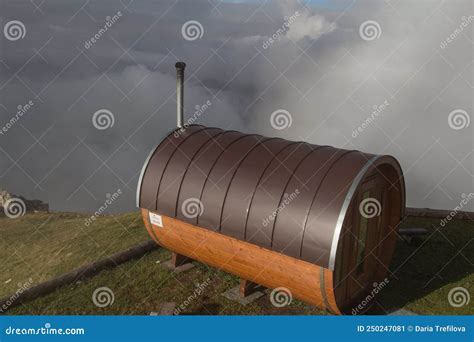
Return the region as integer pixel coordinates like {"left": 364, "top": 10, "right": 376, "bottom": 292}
{"left": 1, "top": 212, "right": 473, "bottom": 315}
{"left": 0, "top": 211, "right": 148, "bottom": 298}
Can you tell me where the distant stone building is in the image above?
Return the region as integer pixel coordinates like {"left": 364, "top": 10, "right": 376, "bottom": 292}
{"left": 0, "top": 189, "right": 49, "bottom": 217}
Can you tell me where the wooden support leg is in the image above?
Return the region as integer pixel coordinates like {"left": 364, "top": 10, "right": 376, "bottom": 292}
{"left": 222, "top": 278, "right": 265, "bottom": 305}
{"left": 162, "top": 251, "right": 194, "bottom": 273}
{"left": 171, "top": 252, "right": 191, "bottom": 268}
{"left": 239, "top": 279, "right": 260, "bottom": 298}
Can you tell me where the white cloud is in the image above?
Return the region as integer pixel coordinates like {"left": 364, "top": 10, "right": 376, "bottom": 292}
{"left": 285, "top": 11, "right": 336, "bottom": 41}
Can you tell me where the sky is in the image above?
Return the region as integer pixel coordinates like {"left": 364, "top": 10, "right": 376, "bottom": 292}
{"left": 0, "top": 0, "right": 472, "bottom": 214}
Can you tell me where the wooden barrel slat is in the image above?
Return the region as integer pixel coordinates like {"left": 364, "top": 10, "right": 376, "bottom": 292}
{"left": 143, "top": 210, "right": 329, "bottom": 309}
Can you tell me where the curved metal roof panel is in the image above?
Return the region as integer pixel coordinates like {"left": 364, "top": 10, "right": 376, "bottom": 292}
{"left": 138, "top": 125, "right": 401, "bottom": 269}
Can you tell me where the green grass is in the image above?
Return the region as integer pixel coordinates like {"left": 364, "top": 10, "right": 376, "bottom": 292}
{"left": 374, "top": 216, "right": 473, "bottom": 315}
{"left": 0, "top": 211, "right": 148, "bottom": 298}
{"left": 7, "top": 248, "right": 325, "bottom": 315}
{"left": 2, "top": 212, "right": 473, "bottom": 315}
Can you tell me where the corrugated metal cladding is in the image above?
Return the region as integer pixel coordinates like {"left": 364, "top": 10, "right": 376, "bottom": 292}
{"left": 138, "top": 125, "right": 380, "bottom": 268}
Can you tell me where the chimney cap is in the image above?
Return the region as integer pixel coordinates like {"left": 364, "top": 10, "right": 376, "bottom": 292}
{"left": 175, "top": 61, "right": 186, "bottom": 70}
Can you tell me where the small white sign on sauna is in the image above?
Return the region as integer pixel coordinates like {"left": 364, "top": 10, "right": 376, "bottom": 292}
{"left": 149, "top": 212, "right": 163, "bottom": 228}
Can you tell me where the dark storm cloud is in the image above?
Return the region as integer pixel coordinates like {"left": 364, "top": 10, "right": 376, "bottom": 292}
{"left": 0, "top": 0, "right": 472, "bottom": 213}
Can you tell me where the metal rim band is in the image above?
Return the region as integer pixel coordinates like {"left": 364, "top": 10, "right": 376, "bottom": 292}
{"left": 327, "top": 155, "right": 381, "bottom": 271}
{"left": 319, "top": 267, "right": 331, "bottom": 312}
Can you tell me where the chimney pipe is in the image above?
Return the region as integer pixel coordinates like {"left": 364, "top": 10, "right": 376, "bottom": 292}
{"left": 175, "top": 61, "right": 186, "bottom": 128}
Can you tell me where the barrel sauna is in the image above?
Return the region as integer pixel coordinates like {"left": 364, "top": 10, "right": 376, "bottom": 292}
{"left": 137, "top": 125, "right": 405, "bottom": 314}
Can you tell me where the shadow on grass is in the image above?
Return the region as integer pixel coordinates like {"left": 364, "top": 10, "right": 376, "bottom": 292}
{"left": 186, "top": 302, "right": 222, "bottom": 315}
{"left": 368, "top": 216, "right": 474, "bottom": 315}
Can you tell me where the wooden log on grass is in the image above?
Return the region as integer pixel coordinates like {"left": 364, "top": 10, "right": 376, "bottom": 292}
{"left": 0, "top": 240, "right": 158, "bottom": 313}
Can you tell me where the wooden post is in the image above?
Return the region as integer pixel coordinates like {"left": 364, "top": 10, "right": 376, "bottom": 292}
{"left": 239, "top": 279, "right": 260, "bottom": 298}
{"left": 171, "top": 252, "right": 191, "bottom": 267}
